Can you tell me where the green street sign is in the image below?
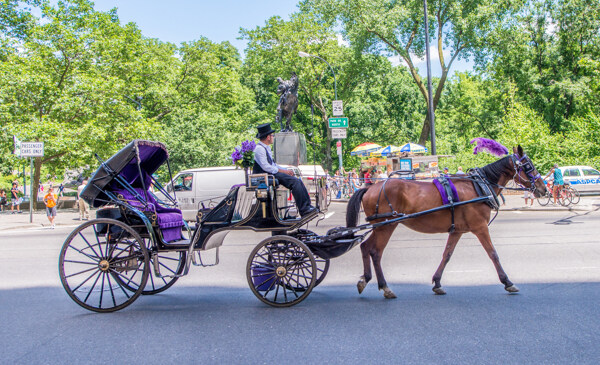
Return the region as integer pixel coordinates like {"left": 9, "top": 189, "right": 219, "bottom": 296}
{"left": 328, "top": 117, "right": 349, "bottom": 128}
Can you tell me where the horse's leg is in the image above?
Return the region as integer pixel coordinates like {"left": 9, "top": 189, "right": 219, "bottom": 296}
{"left": 357, "top": 237, "right": 373, "bottom": 294}
{"left": 473, "top": 229, "right": 519, "bottom": 293}
{"left": 370, "top": 225, "right": 397, "bottom": 299}
{"left": 431, "top": 232, "right": 463, "bottom": 295}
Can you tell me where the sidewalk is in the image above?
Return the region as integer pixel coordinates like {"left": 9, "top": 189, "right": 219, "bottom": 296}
{"left": 0, "top": 207, "right": 91, "bottom": 231}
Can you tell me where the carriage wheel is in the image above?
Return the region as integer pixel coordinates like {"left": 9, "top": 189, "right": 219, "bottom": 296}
{"left": 247, "top": 236, "right": 316, "bottom": 307}
{"left": 59, "top": 218, "right": 149, "bottom": 312}
{"left": 142, "top": 246, "right": 186, "bottom": 295}
{"left": 289, "top": 229, "right": 330, "bottom": 287}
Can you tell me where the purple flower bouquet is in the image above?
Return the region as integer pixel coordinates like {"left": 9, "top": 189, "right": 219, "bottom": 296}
{"left": 231, "top": 140, "right": 256, "bottom": 169}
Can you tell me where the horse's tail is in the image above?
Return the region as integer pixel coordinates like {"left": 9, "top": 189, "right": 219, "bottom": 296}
{"left": 346, "top": 188, "right": 368, "bottom": 228}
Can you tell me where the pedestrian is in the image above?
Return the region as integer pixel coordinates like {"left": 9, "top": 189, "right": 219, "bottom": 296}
{"left": 443, "top": 167, "right": 449, "bottom": 175}
{"left": 10, "top": 182, "right": 22, "bottom": 214}
{"left": 0, "top": 189, "right": 7, "bottom": 212}
{"left": 77, "top": 179, "right": 90, "bottom": 220}
{"left": 364, "top": 169, "right": 372, "bottom": 186}
{"left": 523, "top": 190, "right": 534, "bottom": 207}
{"left": 58, "top": 183, "right": 65, "bottom": 197}
{"left": 43, "top": 186, "right": 58, "bottom": 228}
{"left": 456, "top": 166, "right": 466, "bottom": 175}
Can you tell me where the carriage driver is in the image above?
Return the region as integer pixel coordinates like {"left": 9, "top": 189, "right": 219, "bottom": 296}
{"left": 253, "top": 123, "right": 316, "bottom": 217}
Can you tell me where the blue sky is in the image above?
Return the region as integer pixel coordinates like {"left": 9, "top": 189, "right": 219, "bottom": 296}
{"left": 91, "top": 0, "right": 473, "bottom": 77}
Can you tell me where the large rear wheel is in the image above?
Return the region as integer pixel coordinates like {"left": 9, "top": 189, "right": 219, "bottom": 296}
{"left": 59, "top": 218, "right": 149, "bottom": 312}
{"left": 247, "top": 235, "right": 316, "bottom": 307}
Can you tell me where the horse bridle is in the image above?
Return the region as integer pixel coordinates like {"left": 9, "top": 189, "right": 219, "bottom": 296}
{"left": 510, "top": 154, "right": 542, "bottom": 192}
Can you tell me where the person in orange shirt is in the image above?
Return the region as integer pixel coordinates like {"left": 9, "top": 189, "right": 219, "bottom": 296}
{"left": 43, "top": 186, "right": 58, "bottom": 229}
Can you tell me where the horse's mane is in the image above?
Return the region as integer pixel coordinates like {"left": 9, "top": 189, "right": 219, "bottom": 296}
{"left": 479, "top": 156, "right": 513, "bottom": 185}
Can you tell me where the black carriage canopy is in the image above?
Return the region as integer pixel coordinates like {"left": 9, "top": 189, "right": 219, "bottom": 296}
{"left": 80, "top": 140, "right": 169, "bottom": 208}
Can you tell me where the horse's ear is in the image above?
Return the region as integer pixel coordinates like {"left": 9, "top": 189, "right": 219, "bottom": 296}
{"left": 512, "top": 146, "right": 518, "bottom": 155}
{"left": 517, "top": 145, "right": 524, "bottom": 156}
{"left": 276, "top": 77, "right": 283, "bottom": 84}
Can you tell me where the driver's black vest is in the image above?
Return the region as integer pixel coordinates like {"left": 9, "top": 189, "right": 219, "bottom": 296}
{"left": 252, "top": 144, "right": 273, "bottom": 174}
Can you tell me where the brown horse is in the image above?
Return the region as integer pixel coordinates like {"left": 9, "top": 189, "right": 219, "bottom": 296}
{"left": 346, "top": 146, "right": 547, "bottom": 299}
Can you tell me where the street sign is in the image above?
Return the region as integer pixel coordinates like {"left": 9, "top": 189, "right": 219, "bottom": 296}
{"left": 19, "top": 142, "right": 44, "bottom": 157}
{"left": 332, "top": 100, "right": 343, "bottom": 116}
{"left": 337, "top": 146, "right": 342, "bottom": 155}
{"left": 328, "top": 117, "right": 349, "bottom": 128}
{"left": 332, "top": 128, "right": 347, "bottom": 139}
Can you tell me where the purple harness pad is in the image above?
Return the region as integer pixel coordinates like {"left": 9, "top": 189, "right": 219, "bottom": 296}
{"left": 433, "top": 178, "right": 460, "bottom": 205}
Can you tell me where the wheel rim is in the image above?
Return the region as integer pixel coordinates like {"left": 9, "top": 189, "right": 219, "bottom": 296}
{"left": 59, "top": 218, "right": 149, "bottom": 312}
{"left": 247, "top": 236, "right": 316, "bottom": 307}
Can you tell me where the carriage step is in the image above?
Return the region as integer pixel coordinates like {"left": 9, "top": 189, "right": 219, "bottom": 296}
{"left": 163, "top": 238, "right": 191, "bottom": 247}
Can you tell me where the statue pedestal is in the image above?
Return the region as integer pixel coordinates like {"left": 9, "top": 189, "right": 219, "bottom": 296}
{"left": 273, "top": 132, "right": 307, "bottom": 166}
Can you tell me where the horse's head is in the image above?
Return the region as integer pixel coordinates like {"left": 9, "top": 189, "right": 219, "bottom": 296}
{"left": 510, "top": 146, "right": 547, "bottom": 197}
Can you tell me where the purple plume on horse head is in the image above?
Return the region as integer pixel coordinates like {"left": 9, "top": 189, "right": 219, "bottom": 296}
{"left": 470, "top": 138, "right": 509, "bottom": 157}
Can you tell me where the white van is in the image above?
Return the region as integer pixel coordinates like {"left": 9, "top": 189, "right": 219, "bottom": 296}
{"left": 160, "top": 167, "right": 246, "bottom": 221}
{"left": 297, "top": 165, "right": 327, "bottom": 194}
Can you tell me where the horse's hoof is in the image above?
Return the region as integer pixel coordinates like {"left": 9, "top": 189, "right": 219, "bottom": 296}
{"left": 383, "top": 289, "right": 397, "bottom": 299}
{"left": 432, "top": 287, "right": 446, "bottom": 295}
{"left": 357, "top": 280, "right": 367, "bottom": 294}
{"left": 505, "top": 285, "right": 520, "bottom": 293}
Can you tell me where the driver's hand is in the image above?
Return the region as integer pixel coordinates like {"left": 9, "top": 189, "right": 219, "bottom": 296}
{"left": 286, "top": 169, "right": 294, "bottom": 176}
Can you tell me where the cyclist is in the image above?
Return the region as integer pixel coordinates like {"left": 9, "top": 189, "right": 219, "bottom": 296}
{"left": 545, "top": 164, "right": 564, "bottom": 204}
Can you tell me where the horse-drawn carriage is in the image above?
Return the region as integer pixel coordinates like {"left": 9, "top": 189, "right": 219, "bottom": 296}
{"left": 59, "top": 139, "right": 547, "bottom": 312}
{"left": 58, "top": 140, "right": 362, "bottom": 312}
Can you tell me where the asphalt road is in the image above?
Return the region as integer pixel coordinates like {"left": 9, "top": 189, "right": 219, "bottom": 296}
{"left": 1, "top": 203, "right": 599, "bottom": 364}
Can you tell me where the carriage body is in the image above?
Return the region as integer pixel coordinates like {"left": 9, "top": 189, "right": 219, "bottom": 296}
{"left": 59, "top": 140, "right": 334, "bottom": 312}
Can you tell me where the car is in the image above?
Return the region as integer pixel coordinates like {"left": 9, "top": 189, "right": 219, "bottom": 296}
{"left": 557, "top": 166, "right": 600, "bottom": 193}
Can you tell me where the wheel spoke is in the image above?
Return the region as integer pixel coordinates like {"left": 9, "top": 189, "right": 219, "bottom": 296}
{"left": 78, "top": 230, "right": 101, "bottom": 259}
{"left": 65, "top": 265, "right": 99, "bottom": 279}
{"left": 83, "top": 271, "right": 102, "bottom": 303}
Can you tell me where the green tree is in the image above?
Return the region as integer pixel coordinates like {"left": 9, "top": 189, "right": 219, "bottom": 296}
{"left": 301, "top": 0, "right": 519, "bottom": 146}
{"left": 0, "top": 0, "right": 160, "bottom": 204}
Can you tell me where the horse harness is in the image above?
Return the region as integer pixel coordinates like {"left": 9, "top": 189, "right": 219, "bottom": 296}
{"left": 365, "top": 171, "right": 503, "bottom": 232}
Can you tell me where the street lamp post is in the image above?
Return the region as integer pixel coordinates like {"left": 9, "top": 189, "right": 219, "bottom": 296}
{"left": 298, "top": 51, "right": 343, "bottom": 172}
{"left": 422, "top": 0, "right": 437, "bottom": 155}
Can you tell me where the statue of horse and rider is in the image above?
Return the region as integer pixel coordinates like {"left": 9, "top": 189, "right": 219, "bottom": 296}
{"left": 275, "top": 72, "right": 299, "bottom": 132}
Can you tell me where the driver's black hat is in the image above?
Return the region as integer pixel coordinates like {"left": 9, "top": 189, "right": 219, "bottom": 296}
{"left": 256, "top": 123, "right": 276, "bottom": 139}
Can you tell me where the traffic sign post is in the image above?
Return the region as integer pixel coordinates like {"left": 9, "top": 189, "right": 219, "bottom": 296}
{"left": 18, "top": 142, "right": 44, "bottom": 223}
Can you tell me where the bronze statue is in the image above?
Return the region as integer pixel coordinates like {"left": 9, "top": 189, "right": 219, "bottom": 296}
{"left": 275, "top": 72, "right": 299, "bottom": 132}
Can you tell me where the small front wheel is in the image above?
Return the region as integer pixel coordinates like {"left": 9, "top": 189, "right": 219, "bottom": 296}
{"left": 247, "top": 236, "right": 316, "bottom": 307}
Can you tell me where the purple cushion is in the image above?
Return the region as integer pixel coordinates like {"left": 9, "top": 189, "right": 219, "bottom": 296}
{"left": 113, "top": 188, "right": 184, "bottom": 242}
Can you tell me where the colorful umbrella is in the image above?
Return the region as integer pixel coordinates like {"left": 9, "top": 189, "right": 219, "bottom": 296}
{"left": 370, "top": 145, "right": 400, "bottom": 157}
{"left": 399, "top": 142, "right": 428, "bottom": 154}
{"left": 351, "top": 142, "right": 382, "bottom": 156}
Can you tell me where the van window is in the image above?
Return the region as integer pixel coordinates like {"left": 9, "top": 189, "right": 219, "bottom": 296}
{"left": 582, "top": 168, "right": 600, "bottom": 176}
{"left": 173, "top": 173, "right": 193, "bottom": 191}
{"left": 563, "top": 168, "right": 580, "bottom": 177}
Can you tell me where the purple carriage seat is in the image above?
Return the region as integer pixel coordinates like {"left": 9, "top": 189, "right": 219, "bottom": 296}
{"left": 113, "top": 187, "right": 184, "bottom": 243}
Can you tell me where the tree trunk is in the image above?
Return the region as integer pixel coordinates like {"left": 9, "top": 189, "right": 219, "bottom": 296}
{"left": 33, "top": 157, "right": 42, "bottom": 210}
